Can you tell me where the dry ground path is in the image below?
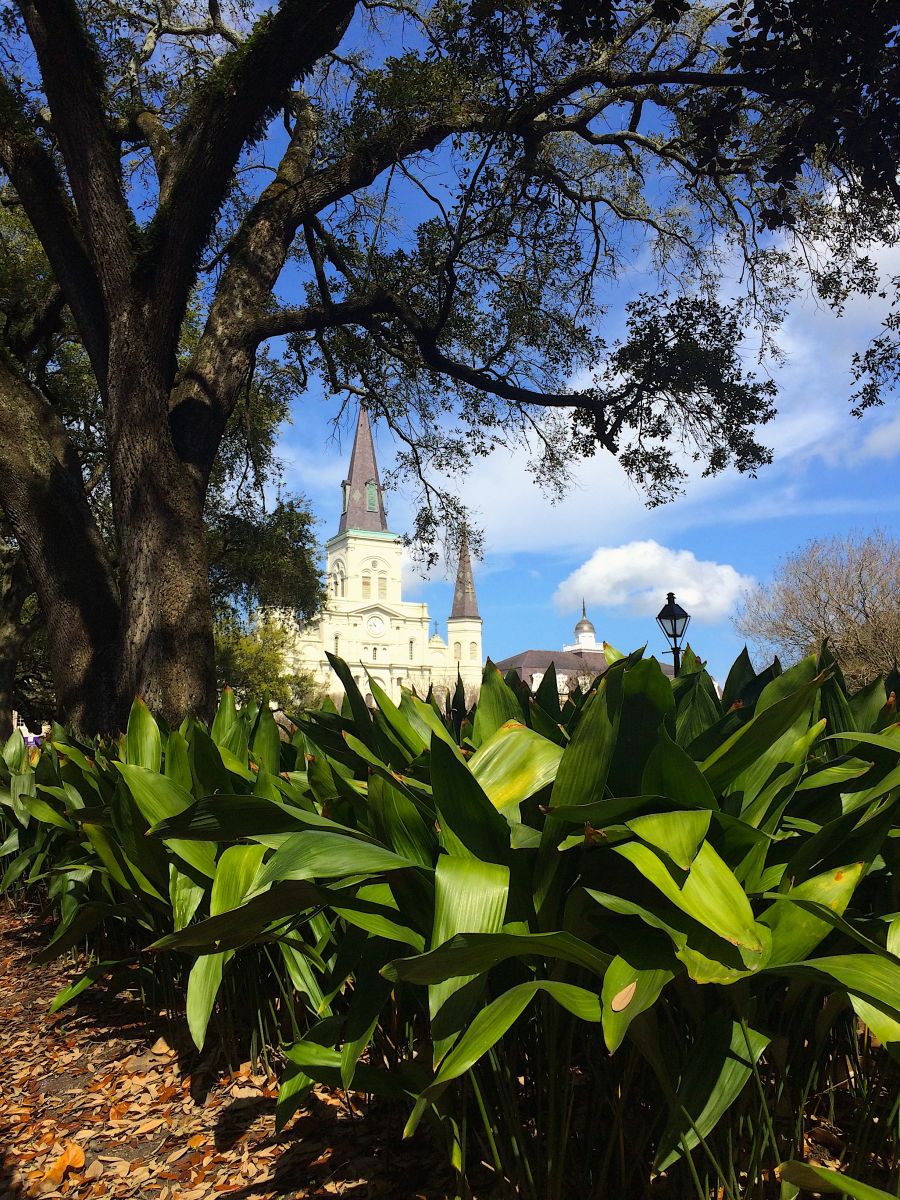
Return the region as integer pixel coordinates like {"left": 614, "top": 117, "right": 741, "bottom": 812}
{"left": 0, "top": 905, "right": 449, "bottom": 1200}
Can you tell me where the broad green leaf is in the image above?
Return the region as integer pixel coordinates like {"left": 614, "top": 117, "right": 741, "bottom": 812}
{"left": 700, "top": 674, "right": 823, "bottom": 793}
{"left": 641, "top": 726, "right": 718, "bottom": 811}
{"left": 430, "top": 736, "right": 510, "bottom": 863}
{"left": 406, "top": 980, "right": 603, "bottom": 1136}
{"left": 429, "top": 855, "right": 509, "bottom": 1063}
{"left": 187, "top": 843, "right": 266, "bottom": 1048}
{"left": 164, "top": 729, "right": 193, "bottom": 792}
{"left": 777, "top": 1162, "right": 897, "bottom": 1199}
{"left": 125, "top": 697, "right": 161, "bottom": 772}
{"left": 473, "top": 661, "right": 523, "bottom": 746}
{"left": 251, "top": 831, "right": 421, "bottom": 893}
{"left": 849, "top": 679, "right": 889, "bottom": 735}
{"left": 384, "top": 930, "right": 609, "bottom": 984}
{"left": 795, "top": 758, "right": 873, "bottom": 791}
{"left": 23, "top": 795, "right": 75, "bottom": 830}
{"left": 721, "top": 646, "right": 756, "bottom": 710}
{"left": 367, "top": 674, "right": 427, "bottom": 757}
{"left": 655, "top": 1017, "right": 769, "bottom": 1171}
{"left": 149, "top": 794, "right": 309, "bottom": 840}
{"left": 49, "top": 961, "right": 127, "bottom": 1014}
{"left": 251, "top": 704, "right": 281, "bottom": 775}
{"left": 211, "top": 686, "right": 239, "bottom": 745}
{"left": 761, "top": 863, "right": 865, "bottom": 965}
{"left": 114, "top": 763, "right": 215, "bottom": 878}
{"left": 169, "top": 863, "right": 205, "bottom": 931}
{"left": 614, "top": 840, "right": 766, "bottom": 962}
{"left": 34, "top": 901, "right": 123, "bottom": 963}
{"left": 367, "top": 774, "right": 434, "bottom": 869}
{"left": 773, "top": 953, "right": 900, "bottom": 1025}
{"left": 468, "top": 721, "right": 562, "bottom": 814}
{"left": 625, "top": 810, "right": 711, "bottom": 870}
{"left": 549, "top": 671, "right": 623, "bottom": 811}
{"left": 151, "top": 880, "right": 333, "bottom": 953}
{"left": 601, "top": 954, "right": 673, "bottom": 1053}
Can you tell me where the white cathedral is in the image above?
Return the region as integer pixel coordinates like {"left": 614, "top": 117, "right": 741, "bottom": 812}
{"left": 283, "top": 407, "right": 483, "bottom": 702}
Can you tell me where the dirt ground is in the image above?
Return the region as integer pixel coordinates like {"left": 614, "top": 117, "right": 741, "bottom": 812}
{"left": 0, "top": 904, "right": 451, "bottom": 1200}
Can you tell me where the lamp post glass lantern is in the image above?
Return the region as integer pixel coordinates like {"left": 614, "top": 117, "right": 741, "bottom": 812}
{"left": 657, "top": 591, "right": 690, "bottom": 676}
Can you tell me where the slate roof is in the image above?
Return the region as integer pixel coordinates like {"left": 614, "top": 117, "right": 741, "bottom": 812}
{"left": 495, "top": 649, "right": 675, "bottom": 682}
{"left": 450, "top": 531, "right": 480, "bottom": 620}
{"left": 338, "top": 406, "right": 388, "bottom": 533}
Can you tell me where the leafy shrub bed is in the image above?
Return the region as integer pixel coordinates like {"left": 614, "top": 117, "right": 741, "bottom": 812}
{"left": 2, "top": 647, "right": 899, "bottom": 1199}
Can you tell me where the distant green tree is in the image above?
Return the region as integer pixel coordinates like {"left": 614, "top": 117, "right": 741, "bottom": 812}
{"left": 214, "top": 612, "right": 322, "bottom": 713}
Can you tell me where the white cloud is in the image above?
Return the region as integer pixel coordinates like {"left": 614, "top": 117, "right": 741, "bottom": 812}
{"left": 553, "top": 540, "right": 754, "bottom": 623}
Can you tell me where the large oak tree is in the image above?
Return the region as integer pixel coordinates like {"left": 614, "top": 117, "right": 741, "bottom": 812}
{"left": 0, "top": 0, "right": 896, "bottom": 731}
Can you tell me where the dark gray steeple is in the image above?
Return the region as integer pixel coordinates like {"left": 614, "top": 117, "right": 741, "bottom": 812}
{"left": 450, "top": 531, "right": 480, "bottom": 620}
{"left": 338, "top": 406, "right": 388, "bottom": 533}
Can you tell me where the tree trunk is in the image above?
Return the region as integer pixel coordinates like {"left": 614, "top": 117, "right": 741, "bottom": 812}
{"left": 0, "top": 547, "right": 32, "bottom": 741}
{"left": 0, "top": 362, "right": 122, "bottom": 733}
{"left": 107, "top": 340, "right": 217, "bottom": 726}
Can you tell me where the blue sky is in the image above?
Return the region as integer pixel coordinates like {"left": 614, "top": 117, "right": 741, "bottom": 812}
{"left": 274, "top": 236, "right": 900, "bottom": 683}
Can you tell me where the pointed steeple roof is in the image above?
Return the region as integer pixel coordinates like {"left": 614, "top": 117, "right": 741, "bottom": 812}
{"left": 338, "top": 405, "right": 388, "bottom": 533}
{"left": 450, "top": 530, "right": 480, "bottom": 620}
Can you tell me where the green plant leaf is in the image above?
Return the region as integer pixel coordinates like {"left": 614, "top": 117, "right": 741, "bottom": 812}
{"left": 625, "top": 810, "right": 711, "bottom": 870}
{"left": 429, "top": 855, "right": 509, "bottom": 1063}
{"left": 148, "top": 794, "right": 309, "bottom": 840}
{"left": 251, "top": 831, "right": 422, "bottom": 893}
{"left": 407, "top": 980, "right": 603, "bottom": 1136}
{"left": 761, "top": 863, "right": 866, "bottom": 965}
{"left": 614, "top": 840, "right": 766, "bottom": 962}
{"left": 468, "top": 721, "right": 562, "bottom": 814}
{"left": 114, "top": 763, "right": 216, "bottom": 879}
{"left": 429, "top": 736, "right": 511, "bottom": 863}
{"left": 700, "top": 675, "right": 823, "bottom": 793}
{"left": 654, "top": 1016, "right": 769, "bottom": 1171}
{"left": 473, "top": 661, "right": 523, "bottom": 746}
{"left": 601, "top": 953, "right": 673, "bottom": 1053}
{"left": 187, "top": 843, "right": 267, "bottom": 1048}
{"left": 125, "top": 697, "right": 162, "bottom": 772}
{"left": 384, "top": 930, "right": 609, "bottom": 984}
{"left": 777, "top": 1162, "right": 897, "bottom": 1199}
{"left": 641, "top": 727, "right": 718, "bottom": 810}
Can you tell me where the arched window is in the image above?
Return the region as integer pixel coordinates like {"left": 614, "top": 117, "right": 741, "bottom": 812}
{"left": 334, "top": 635, "right": 339, "bottom": 655}
{"left": 366, "top": 482, "right": 378, "bottom": 512}
{"left": 342, "top": 483, "right": 349, "bottom": 512}
{"left": 469, "top": 641, "right": 478, "bottom": 660}
{"left": 453, "top": 641, "right": 461, "bottom": 661}
{"left": 378, "top": 575, "right": 387, "bottom": 600}
{"left": 372, "top": 646, "right": 378, "bottom": 661}
{"left": 362, "top": 574, "right": 371, "bottom": 599}
{"left": 409, "top": 639, "right": 414, "bottom": 660}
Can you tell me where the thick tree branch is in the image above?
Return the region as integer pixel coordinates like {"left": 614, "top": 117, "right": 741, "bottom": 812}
{"left": 0, "top": 82, "right": 108, "bottom": 385}
{"left": 145, "top": 0, "right": 357, "bottom": 354}
{"left": 17, "top": 0, "right": 136, "bottom": 296}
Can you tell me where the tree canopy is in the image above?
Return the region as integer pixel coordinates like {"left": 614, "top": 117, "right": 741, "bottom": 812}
{"left": 0, "top": 0, "right": 896, "bottom": 729}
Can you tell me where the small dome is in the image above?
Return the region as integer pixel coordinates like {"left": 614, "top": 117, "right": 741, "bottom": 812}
{"left": 574, "top": 599, "right": 595, "bottom": 635}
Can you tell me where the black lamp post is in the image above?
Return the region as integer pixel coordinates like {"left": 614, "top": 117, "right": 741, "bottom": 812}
{"left": 657, "top": 591, "right": 690, "bottom": 676}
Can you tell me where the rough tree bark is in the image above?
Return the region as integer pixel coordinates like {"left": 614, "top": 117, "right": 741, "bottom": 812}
{"left": 0, "top": 363, "right": 121, "bottom": 731}
{"left": 0, "top": 548, "right": 32, "bottom": 741}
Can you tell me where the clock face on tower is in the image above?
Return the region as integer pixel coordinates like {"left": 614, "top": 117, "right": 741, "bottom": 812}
{"left": 366, "top": 616, "right": 385, "bottom": 636}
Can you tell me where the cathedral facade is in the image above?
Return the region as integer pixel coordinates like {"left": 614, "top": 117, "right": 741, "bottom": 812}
{"left": 283, "top": 407, "right": 483, "bottom": 702}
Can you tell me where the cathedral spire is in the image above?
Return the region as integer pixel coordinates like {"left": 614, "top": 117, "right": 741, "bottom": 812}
{"left": 450, "top": 530, "right": 480, "bottom": 620}
{"left": 338, "top": 405, "right": 388, "bottom": 533}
